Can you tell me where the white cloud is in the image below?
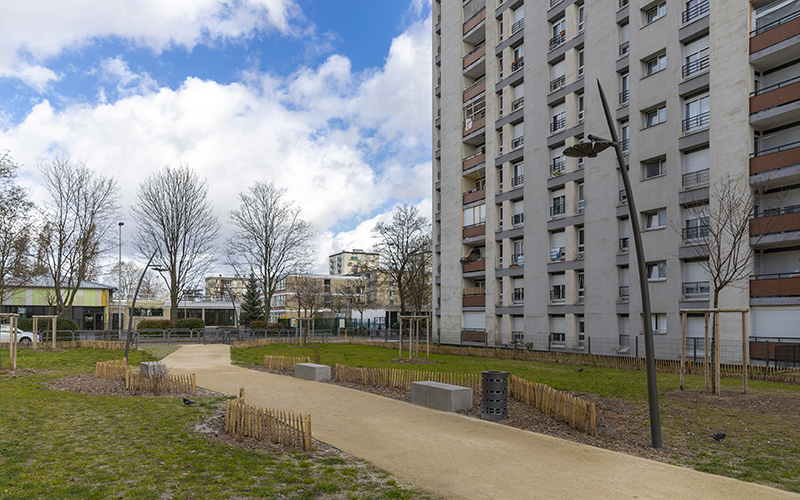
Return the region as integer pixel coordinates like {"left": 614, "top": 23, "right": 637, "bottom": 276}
{"left": 1, "top": 13, "right": 433, "bottom": 274}
{"left": 0, "top": 0, "right": 302, "bottom": 88}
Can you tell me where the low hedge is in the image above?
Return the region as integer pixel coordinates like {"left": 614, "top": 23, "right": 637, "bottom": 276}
{"left": 267, "top": 322, "right": 284, "bottom": 330}
{"left": 249, "top": 320, "right": 267, "bottom": 330}
{"left": 18, "top": 318, "right": 79, "bottom": 332}
{"left": 176, "top": 318, "right": 205, "bottom": 330}
{"left": 137, "top": 319, "right": 173, "bottom": 330}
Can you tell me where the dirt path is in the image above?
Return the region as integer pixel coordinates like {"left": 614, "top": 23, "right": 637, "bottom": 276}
{"left": 163, "top": 344, "right": 798, "bottom": 500}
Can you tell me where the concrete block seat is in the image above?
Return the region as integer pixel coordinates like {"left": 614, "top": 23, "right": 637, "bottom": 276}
{"left": 410, "top": 381, "right": 472, "bottom": 412}
{"left": 294, "top": 363, "right": 331, "bottom": 381}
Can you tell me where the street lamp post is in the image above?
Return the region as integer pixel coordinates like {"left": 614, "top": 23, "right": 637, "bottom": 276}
{"left": 563, "top": 79, "right": 662, "bottom": 450}
{"left": 118, "top": 222, "right": 124, "bottom": 339}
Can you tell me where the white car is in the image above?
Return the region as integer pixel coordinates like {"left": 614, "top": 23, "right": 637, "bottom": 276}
{"left": 0, "top": 325, "right": 35, "bottom": 345}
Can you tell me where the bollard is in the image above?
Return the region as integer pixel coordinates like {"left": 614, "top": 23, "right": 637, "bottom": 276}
{"left": 481, "top": 371, "right": 509, "bottom": 421}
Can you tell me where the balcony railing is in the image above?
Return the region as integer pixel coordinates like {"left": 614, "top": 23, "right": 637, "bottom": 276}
{"left": 757, "top": 203, "right": 800, "bottom": 219}
{"left": 682, "top": 0, "right": 709, "bottom": 24}
{"left": 550, "top": 203, "right": 566, "bottom": 218}
{"left": 550, "top": 0, "right": 563, "bottom": 7}
{"left": 683, "top": 52, "right": 709, "bottom": 78}
{"left": 619, "top": 89, "right": 629, "bottom": 105}
{"left": 550, "top": 113, "right": 566, "bottom": 134}
{"left": 682, "top": 168, "right": 710, "bottom": 190}
{"left": 512, "top": 288, "right": 524, "bottom": 303}
{"left": 683, "top": 281, "right": 710, "bottom": 298}
{"left": 550, "top": 285, "right": 566, "bottom": 303}
{"left": 512, "top": 57, "right": 524, "bottom": 72}
{"left": 512, "top": 136, "right": 524, "bottom": 150}
{"left": 619, "top": 190, "right": 628, "bottom": 205}
{"left": 619, "top": 285, "right": 629, "bottom": 301}
{"left": 751, "top": 9, "right": 800, "bottom": 37}
{"left": 550, "top": 332, "right": 566, "bottom": 347}
{"left": 549, "top": 32, "right": 566, "bottom": 51}
{"left": 512, "top": 213, "right": 524, "bottom": 226}
{"left": 512, "top": 174, "right": 524, "bottom": 187}
{"left": 619, "top": 41, "right": 629, "bottom": 57}
{"left": 619, "top": 0, "right": 629, "bottom": 8}
{"left": 462, "top": 76, "right": 486, "bottom": 102}
{"left": 753, "top": 138, "right": 800, "bottom": 158}
{"left": 620, "top": 138, "right": 629, "bottom": 153}
{"left": 550, "top": 75, "right": 566, "bottom": 93}
{"left": 462, "top": 40, "right": 486, "bottom": 66}
{"left": 550, "top": 246, "right": 566, "bottom": 261}
{"left": 512, "top": 18, "right": 524, "bottom": 35}
{"left": 619, "top": 237, "right": 629, "bottom": 251}
{"left": 511, "top": 97, "right": 524, "bottom": 113}
{"left": 551, "top": 157, "right": 565, "bottom": 176}
{"left": 511, "top": 253, "right": 524, "bottom": 266}
{"left": 683, "top": 111, "right": 710, "bottom": 133}
{"left": 683, "top": 224, "right": 710, "bottom": 242}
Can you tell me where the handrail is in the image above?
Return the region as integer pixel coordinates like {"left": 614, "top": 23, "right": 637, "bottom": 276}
{"left": 682, "top": 111, "right": 709, "bottom": 133}
{"left": 463, "top": 6, "right": 486, "bottom": 27}
{"left": 462, "top": 40, "right": 486, "bottom": 61}
{"left": 682, "top": 52, "right": 709, "bottom": 78}
{"left": 751, "top": 9, "right": 800, "bottom": 37}
{"left": 752, "top": 138, "right": 800, "bottom": 158}
{"left": 751, "top": 74, "right": 800, "bottom": 97}
{"left": 682, "top": 168, "right": 709, "bottom": 189}
{"left": 511, "top": 18, "right": 524, "bottom": 35}
{"left": 751, "top": 272, "right": 800, "bottom": 280}
{"left": 682, "top": 0, "right": 709, "bottom": 24}
{"left": 463, "top": 76, "right": 486, "bottom": 93}
{"left": 754, "top": 203, "right": 800, "bottom": 219}
{"left": 619, "top": 41, "right": 629, "bottom": 57}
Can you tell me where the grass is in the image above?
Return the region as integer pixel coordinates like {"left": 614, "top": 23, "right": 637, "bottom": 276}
{"left": 0, "top": 348, "right": 433, "bottom": 500}
{"left": 231, "top": 343, "right": 800, "bottom": 493}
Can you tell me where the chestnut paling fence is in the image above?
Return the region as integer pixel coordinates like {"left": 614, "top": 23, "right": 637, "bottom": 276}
{"left": 94, "top": 360, "right": 196, "bottom": 394}
{"left": 263, "top": 355, "right": 311, "bottom": 370}
{"left": 225, "top": 388, "right": 312, "bottom": 451}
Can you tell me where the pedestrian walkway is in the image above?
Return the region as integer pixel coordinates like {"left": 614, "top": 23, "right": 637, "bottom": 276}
{"left": 162, "top": 344, "right": 798, "bottom": 500}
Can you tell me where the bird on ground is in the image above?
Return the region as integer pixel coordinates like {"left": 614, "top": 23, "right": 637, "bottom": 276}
{"left": 577, "top": 368, "right": 584, "bottom": 373}
{"left": 183, "top": 398, "right": 196, "bottom": 406}
{"left": 710, "top": 433, "right": 726, "bottom": 442}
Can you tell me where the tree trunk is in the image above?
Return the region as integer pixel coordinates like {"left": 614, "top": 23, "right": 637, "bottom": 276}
{"left": 711, "top": 289, "right": 720, "bottom": 394}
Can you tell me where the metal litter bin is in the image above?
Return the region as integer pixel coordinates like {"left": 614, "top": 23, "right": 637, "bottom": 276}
{"left": 481, "top": 370, "right": 509, "bottom": 421}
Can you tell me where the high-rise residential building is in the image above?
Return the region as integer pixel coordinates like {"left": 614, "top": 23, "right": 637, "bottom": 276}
{"left": 329, "top": 249, "right": 380, "bottom": 275}
{"left": 432, "top": 0, "right": 800, "bottom": 362}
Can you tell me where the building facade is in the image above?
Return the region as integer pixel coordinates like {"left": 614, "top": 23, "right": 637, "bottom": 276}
{"left": 433, "top": 0, "right": 800, "bottom": 361}
{"left": 2, "top": 279, "right": 115, "bottom": 330}
{"left": 329, "top": 249, "right": 379, "bottom": 275}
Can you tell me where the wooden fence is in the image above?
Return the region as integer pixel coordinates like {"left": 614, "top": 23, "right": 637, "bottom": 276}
{"left": 1, "top": 340, "right": 127, "bottom": 351}
{"left": 233, "top": 335, "right": 343, "bottom": 349}
{"left": 264, "top": 355, "right": 312, "bottom": 370}
{"left": 509, "top": 375, "right": 596, "bottom": 435}
{"left": 334, "top": 365, "right": 481, "bottom": 392}
{"left": 95, "top": 359, "right": 128, "bottom": 380}
{"left": 125, "top": 367, "right": 196, "bottom": 394}
{"left": 225, "top": 390, "right": 311, "bottom": 451}
{"left": 346, "top": 339, "right": 800, "bottom": 384}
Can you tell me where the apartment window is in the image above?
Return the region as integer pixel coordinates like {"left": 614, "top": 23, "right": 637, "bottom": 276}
{"left": 550, "top": 102, "right": 566, "bottom": 133}
{"left": 512, "top": 84, "right": 524, "bottom": 111}
{"left": 620, "top": 121, "right": 629, "bottom": 153}
{"left": 550, "top": 230, "right": 566, "bottom": 261}
{"left": 619, "top": 266, "right": 630, "bottom": 300}
{"left": 619, "top": 315, "right": 630, "bottom": 350}
{"left": 647, "top": 261, "right": 667, "bottom": 281}
{"left": 644, "top": 105, "right": 666, "bottom": 128}
{"left": 551, "top": 149, "right": 566, "bottom": 176}
{"left": 645, "top": 2, "right": 666, "bottom": 24}
{"left": 683, "top": 208, "right": 709, "bottom": 242}
{"left": 463, "top": 204, "right": 486, "bottom": 227}
{"left": 498, "top": 19, "right": 504, "bottom": 42}
{"left": 643, "top": 158, "right": 666, "bottom": 179}
{"left": 577, "top": 275, "right": 585, "bottom": 305}
{"left": 512, "top": 123, "right": 524, "bottom": 150}
{"left": 512, "top": 6, "right": 524, "bottom": 35}
{"left": 550, "top": 18, "right": 566, "bottom": 50}
{"left": 512, "top": 200, "right": 524, "bottom": 227}
{"left": 550, "top": 316, "right": 566, "bottom": 347}
{"left": 499, "top": 56, "right": 503, "bottom": 79}
{"left": 577, "top": 49, "right": 584, "bottom": 78}
{"left": 683, "top": 94, "right": 709, "bottom": 134}
{"left": 644, "top": 208, "right": 667, "bottom": 230}
{"left": 577, "top": 183, "right": 585, "bottom": 214}
{"left": 550, "top": 274, "right": 566, "bottom": 304}
{"left": 619, "top": 22, "right": 630, "bottom": 57}
{"left": 683, "top": 0, "right": 709, "bottom": 24}
{"left": 512, "top": 161, "right": 524, "bottom": 187}
{"left": 551, "top": 188, "right": 566, "bottom": 218}
{"left": 619, "top": 72, "right": 629, "bottom": 105}
{"left": 577, "top": 226, "right": 585, "bottom": 256}
{"left": 619, "top": 218, "right": 629, "bottom": 252}
{"left": 651, "top": 313, "right": 667, "bottom": 333}
{"left": 498, "top": 94, "right": 504, "bottom": 118}
{"left": 578, "top": 5, "right": 585, "bottom": 33}
{"left": 578, "top": 92, "right": 585, "bottom": 123}
{"left": 498, "top": 205, "right": 504, "bottom": 229}
{"left": 512, "top": 239, "right": 524, "bottom": 266}
{"left": 644, "top": 53, "right": 666, "bottom": 76}
{"left": 683, "top": 35, "right": 709, "bottom": 78}
{"left": 682, "top": 146, "right": 709, "bottom": 189}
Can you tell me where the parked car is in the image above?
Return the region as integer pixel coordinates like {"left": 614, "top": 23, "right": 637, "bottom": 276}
{"left": 0, "top": 325, "right": 36, "bottom": 345}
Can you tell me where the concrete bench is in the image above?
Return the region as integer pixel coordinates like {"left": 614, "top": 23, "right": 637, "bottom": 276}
{"left": 294, "top": 363, "right": 331, "bottom": 381}
{"left": 410, "top": 381, "right": 472, "bottom": 412}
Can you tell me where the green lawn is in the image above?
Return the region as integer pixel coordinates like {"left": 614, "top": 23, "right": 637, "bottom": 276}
{"left": 0, "top": 348, "right": 432, "bottom": 500}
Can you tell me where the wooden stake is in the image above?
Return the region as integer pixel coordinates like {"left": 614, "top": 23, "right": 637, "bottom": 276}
{"left": 714, "top": 312, "right": 721, "bottom": 396}
{"left": 704, "top": 312, "right": 710, "bottom": 391}
{"left": 742, "top": 311, "right": 748, "bottom": 394}
{"left": 680, "top": 312, "right": 687, "bottom": 390}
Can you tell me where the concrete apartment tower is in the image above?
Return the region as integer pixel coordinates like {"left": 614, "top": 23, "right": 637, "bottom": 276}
{"left": 432, "top": 0, "right": 800, "bottom": 362}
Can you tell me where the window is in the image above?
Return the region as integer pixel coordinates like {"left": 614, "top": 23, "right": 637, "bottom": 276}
{"left": 577, "top": 49, "right": 584, "bottom": 78}
{"left": 647, "top": 261, "right": 667, "bottom": 281}
{"left": 499, "top": 56, "right": 503, "bottom": 79}
{"left": 512, "top": 239, "right": 524, "bottom": 265}
{"left": 620, "top": 121, "right": 629, "bottom": 153}
{"left": 550, "top": 230, "right": 566, "bottom": 260}
{"left": 643, "top": 158, "right": 666, "bottom": 179}
{"left": 645, "top": 54, "right": 666, "bottom": 76}
{"left": 644, "top": 208, "right": 667, "bottom": 229}
{"left": 550, "top": 18, "right": 566, "bottom": 50}
{"left": 644, "top": 105, "right": 666, "bottom": 127}
{"left": 551, "top": 188, "right": 566, "bottom": 218}
{"left": 550, "top": 274, "right": 566, "bottom": 304}
{"left": 577, "top": 275, "right": 585, "bottom": 305}
{"left": 498, "top": 94, "right": 504, "bottom": 118}
{"left": 577, "top": 183, "right": 585, "bottom": 214}
{"left": 463, "top": 204, "right": 486, "bottom": 227}
{"left": 578, "top": 92, "right": 585, "bottom": 123}
{"left": 683, "top": 94, "right": 709, "bottom": 133}
{"left": 682, "top": 146, "right": 709, "bottom": 189}
{"left": 619, "top": 266, "right": 630, "bottom": 301}
{"left": 619, "top": 218, "right": 629, "bottom": 252}
{"left": 578, "top": 5, "right": 585, "bottom": 33}
{"left": 512, "top": 123, "right": 524, "bottom": 149}
{"left": 651, "top": 313, "right": 667, "bottom": 333}
{"left": 512, "top": 161, "right": 524, "bottom": 187}
{"left": 619, "top": 22, "right": 630, "bottom": 57}
{"left": 645, "top": 2, "right": 666, "bottom": 24}
{"left": 577, "top": 226, "right": 585, "bottom": 256}
{"left": 619, "top": 72, "right": 629, "bottom": 105}
{"left": 551, "top": 148, "right": 565, "bottom": 176}
{"left": 683, "top": 35, "right": 709, "bottom": 78}
{"left": 512, "top": 6, "right": 524, "bottom": 34}
{"left": 550, "top": 102, "right": 566, "bottom": 133}
{"left": 512, "top": 84, "right": 524, "bottom": 111}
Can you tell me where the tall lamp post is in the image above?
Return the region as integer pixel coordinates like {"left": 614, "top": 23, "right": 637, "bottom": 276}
{"left": 562, "top": 79, "right": 662, "bottom": 450}
{"left": 118, "top": 222, "right": 124, "bottom": 339}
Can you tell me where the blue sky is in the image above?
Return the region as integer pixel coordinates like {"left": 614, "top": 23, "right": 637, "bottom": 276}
{"left": 0, "top": 0, "right": 432, "bottom": 273}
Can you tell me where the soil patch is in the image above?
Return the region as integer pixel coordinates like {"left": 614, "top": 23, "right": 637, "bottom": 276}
{"left": 47, "top": 373, "right": 221, "bottom": 399}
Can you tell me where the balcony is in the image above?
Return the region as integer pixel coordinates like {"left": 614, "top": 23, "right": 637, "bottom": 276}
{"left": 463, "top": 187, "right": 486, "bottom": 205}
{"left": 512, "top": 213, "right": 524, "bottom": 227}
{"left": 511, "top": 18, "right": 524, "bottom": 36}
{"left": 550, "top": 202, "right": 566, "bottom": 218}
{"left": 751, "top": 140, "right": 800, "bottom": 176}
{"left": 550, "top": 113, "right": 566, "bottom": 134}
{"left": 550, "top": 75, "right": 566, "bottom": 93}
{"left": 750, "top": 204, "right": 800, "bottom": 236}
{"left": 549, "top": 32, "right": 566, "bottom": 51}
{"left": 512, "top": 288, "right": 524, "bottom": 304}
{"left": 683, "top": 224, "right": 709, "bottom": 244}
{"left": 619, "top": 237, "right": 629, "bottom": 252}
{"left": 550, "top": 246, "right": 566, "bottom": 261}
{"left": 462, "top": 150, "right": 486, "bottom": 171}
{"left": 619, "top": 41, "right": 629, "bottom": 58}
{"left": 511, "top": 253, "right": 524, "bottom": 266}
{"left": 683, "top": 51, "right": 709, "bottom": 79}
{"left": 750, "top": 76, "right": 800, "bottom": 115}
{"left": 682, "top": 168, "right": 710, "bottom": 190}
{"left": 512, "top": 96, "right": 524, "bottom": 112}
{"left": 682, "top": 0, "right": 709, "bottom": 24}
{"left": 462, "top": 329, "right": 486, "bottom": 343}
{"left": 463, "top": 222, "right": 486, "bottom": 239}
{"left": 750, "top": 9, "right": 800, "bottom": 53}
{"left": 511, "top": 57, "right": 524, "bottom": 73}
{"left": 550, "top": 285, "right": 566, "bottom": 304}
{"left": 463, "top": 41, "right": 486, "bottom": 70}
{"left": 512, "top": 174, "right": 524, "bottom": 188}
{"left": 463, "top": 7, "right": 486, "bottom": 36}
{"left": 512, "top": 136, "right": 524, "bottom": 150}
{"left": 683, "top": 111, "right": 710, "bottom": 134}
{"left": 619, "top": 89, "right": 629, "bottom": 105}
{"left": 750, "top": 273, "right": 800, "bottom": 297}
{"left": 463, "top": 109, "right": 486, "bottom": 137}
{"left": 462, "top": 257, "right": 486, "bottom": 273}
{"left": 550, "top": 0, "right": 563, "bottom": 7}
{"left": 463, "top": 287, "right": 486, "bottom": 307}
{"left": 463, "top": 78, "right": 486, "bottom": 103}
{"left": 619, "top": 285, "right": 629, "bottom": 302}
{"left": 683, "top": 281, "right": 710, "bottom": 299}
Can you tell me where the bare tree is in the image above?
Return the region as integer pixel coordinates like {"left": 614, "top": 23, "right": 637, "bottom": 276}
{"left": 36, "top": 157, "right": 120, "bottom": 318}
{"left": 0, "top": 152, "right": 33, "bottom": 307}
{"left": 227, "top": 182, "right": 314, "bottom": 322}
{"left": 132, "top": 164, "right": 220, "bottom": 327}
{"left": 287, "top": 274, "right": 325, "bottom": 344}
{"left": 405, "top": 250, "right": 432, "bottom": 314}
{"left": 372, "top": 203, "right": 432, "bottom": 315}
{"left": 106, "top": 261, "right": 163, "bottom": 300}
{"left": 336, "top": 276, "right": 369, "bottom": 329}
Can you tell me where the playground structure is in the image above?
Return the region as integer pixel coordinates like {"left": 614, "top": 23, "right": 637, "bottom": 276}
{"left": 398, "top": 315, "right": 430, "bottom": 359}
